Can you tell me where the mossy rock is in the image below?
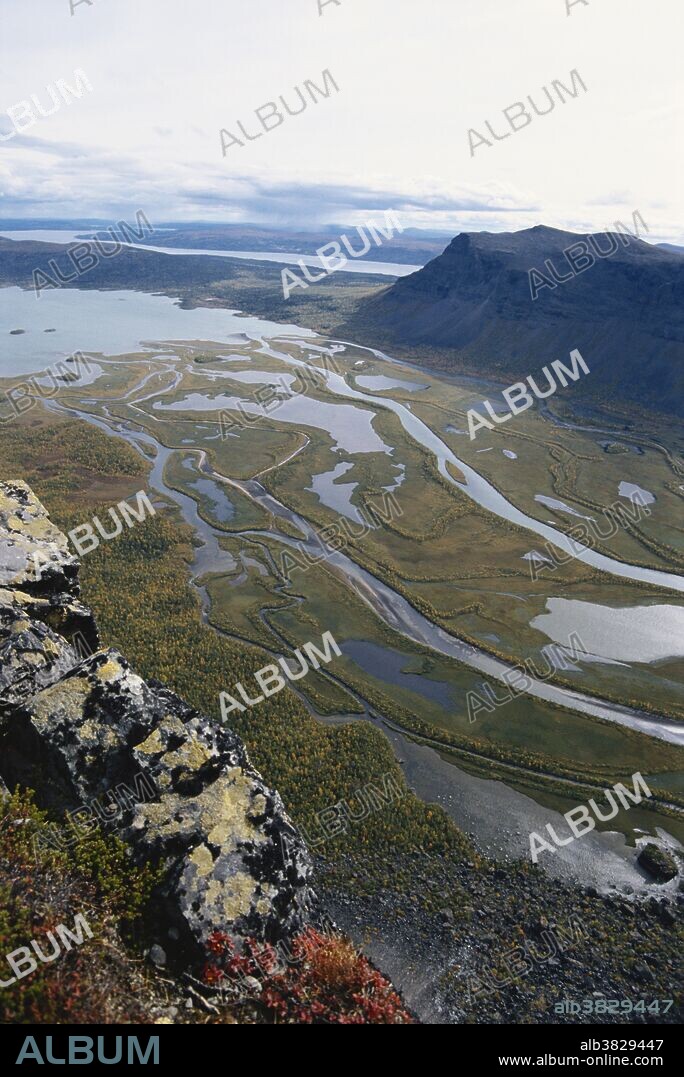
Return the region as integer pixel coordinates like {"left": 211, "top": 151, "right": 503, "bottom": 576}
{"left": 637, "top": 843, "right": 678, "bottom": 883}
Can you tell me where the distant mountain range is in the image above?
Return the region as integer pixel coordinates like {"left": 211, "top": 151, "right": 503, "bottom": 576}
{"left": 343, "top": 225, "right": 684, "bottom": 417}
{"left": 0, "top": 220, "right": 450, "bottom": 267}
{"left": 120, "top": 223, "right": 447, "bottom": 266}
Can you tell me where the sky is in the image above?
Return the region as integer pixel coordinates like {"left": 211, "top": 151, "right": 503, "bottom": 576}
{"left": 0, "top": 0, "right": 682, "bottom": 242}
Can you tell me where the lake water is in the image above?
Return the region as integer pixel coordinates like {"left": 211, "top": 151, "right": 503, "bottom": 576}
{"left": 355, "top": 374, "right": 428, "bottom": 392}
{"left": 208, "top": 369, "right": 296, "bottom": 388}
{"left": 619, "top": 481, "right": 655, "bottom": 505}
{"left": 531, "top": 599, "right": 684, "bottom": 663}
{"left": 4, "top": 275, "right": 683, "bottom": 885}
{"left": 153, "top": 391, "right": 393, "bottom": 456}
{"left": 0, "top": 286, "right": 314, "bottom": 376}
{"left": 187, "top": 476, "right": 236, "bottom": 523}
{"left": 344, "top": 639, "right": 456, "bottom": 710}
{"left": 307, "top": 461, "right": 361, "bottom": 521}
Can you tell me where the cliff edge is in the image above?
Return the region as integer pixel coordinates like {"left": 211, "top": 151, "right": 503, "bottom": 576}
{"left": 0, "top": 480, "right": 317, "bottom": 961}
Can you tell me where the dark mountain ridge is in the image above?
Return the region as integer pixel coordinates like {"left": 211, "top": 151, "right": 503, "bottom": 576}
{"left": 343, "top": 225, "right": 684, "bottom": 416}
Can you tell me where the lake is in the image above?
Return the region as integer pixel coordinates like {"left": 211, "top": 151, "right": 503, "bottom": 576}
{"left": 0, "top": 286, "right": 313, "bottom": 377}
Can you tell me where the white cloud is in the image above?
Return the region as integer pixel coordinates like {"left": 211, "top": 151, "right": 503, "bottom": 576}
{"left": 0, "top": 0, "right": 680, "bottom": 241}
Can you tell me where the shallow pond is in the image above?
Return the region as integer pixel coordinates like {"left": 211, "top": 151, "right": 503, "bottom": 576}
{"left": 619, "top": 481, "right": 655, "bottom": 505}
{"left": 355, "top": 374, "right": 428, "bottom": 392}
{"left": 307, "top": 462, "right": 361, "bottom": 521}
{"left": 344, "top": 639, "right": 456, "bottom": 710}
{"left": 153, "top": 390, "right": 392, "bottom": 455}
{"left": 531, "top": 599, "right": 684, "bottom": 663}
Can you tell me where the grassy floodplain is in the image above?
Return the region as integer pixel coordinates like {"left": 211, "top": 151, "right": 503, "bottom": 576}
{"left": 92, "top": 337, "right": 684, "bottom": 725}
{"left": 17, "top": 331, "right": 681, "bottom": 846}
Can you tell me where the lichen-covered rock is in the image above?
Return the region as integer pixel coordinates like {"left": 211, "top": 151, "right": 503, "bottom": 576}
{"left": 0, "top": 598, "right": 79, "bottom": 722}
{"left": 1, "top": 587, "right": 98, "bottom": 654}
{"left": 3, "top": 649, "right": 315, "bottom": 950}
{"left": 0, "top": 481, "right": 79, "bottom": 595}
{"left": 0, "top": 480, "right": 317, "bottom": 959}
{"left": 129, "top": 698, "right": 313, "bottom": 947}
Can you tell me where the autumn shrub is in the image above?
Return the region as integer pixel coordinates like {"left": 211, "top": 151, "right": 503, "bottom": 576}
{"left": 203, "top": 927, "right": 413, "bottom": 1025}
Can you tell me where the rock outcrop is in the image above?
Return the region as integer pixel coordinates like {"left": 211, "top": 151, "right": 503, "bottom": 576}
{"left": 0, "top": 481, "right": 316, "bottom": 959}
{"left": 0, "top": 480, "right": 80, "bottom": 596}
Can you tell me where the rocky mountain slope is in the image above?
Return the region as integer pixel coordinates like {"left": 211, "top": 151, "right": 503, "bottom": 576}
{"left": 343, "top": 225, "right": 684, "bottom": 416}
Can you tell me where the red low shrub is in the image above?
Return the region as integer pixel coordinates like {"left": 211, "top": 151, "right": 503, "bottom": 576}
{"left": 203, "top": 927, "right": 413, "bottom": 1025}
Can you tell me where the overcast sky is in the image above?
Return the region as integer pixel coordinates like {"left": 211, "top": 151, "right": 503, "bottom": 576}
{"left": 0, "top": 0, "right": 681, "bottom": 242}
